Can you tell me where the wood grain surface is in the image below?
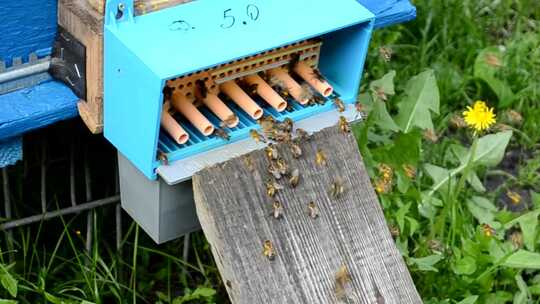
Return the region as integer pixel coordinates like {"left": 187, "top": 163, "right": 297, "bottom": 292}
{"left": 193, "top": 126, "right": 421, "bottom": 303}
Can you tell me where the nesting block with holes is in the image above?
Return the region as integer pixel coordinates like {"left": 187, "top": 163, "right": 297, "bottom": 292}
{"left": 104, "top": 0, "right": 374, "bottom": 242}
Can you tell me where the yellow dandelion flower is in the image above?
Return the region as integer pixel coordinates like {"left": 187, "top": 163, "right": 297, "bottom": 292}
{"left": 463, "top": 101, "right": 496, "bottom": 134}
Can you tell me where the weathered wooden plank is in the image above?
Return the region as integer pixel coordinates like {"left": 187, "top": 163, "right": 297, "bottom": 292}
{"left": 193, "top": 126, "right": 421, "bottom": 304}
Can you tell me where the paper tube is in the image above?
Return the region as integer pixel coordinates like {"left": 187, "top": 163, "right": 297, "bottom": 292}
{"left": 203, "top": 94, "right": 239, "bottom": 128}
{"left": 171, "top": 92, "right": 215, "bottom": 136}
{"left": 294, "top": 62, "right": 334, "bottom": 97}
{"left": 268, "top": 68, "right": 309, "bottom": 105}
{"left": 161, "top": 109, "right": 189, "bottom": 144}
{"left": 244, "top": 74, "right": 287, "bottom": 112}
{"left": 220, "top": 81, "right": 263, "bottom": 119}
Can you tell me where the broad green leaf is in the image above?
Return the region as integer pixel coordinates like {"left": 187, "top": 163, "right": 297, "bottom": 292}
{"left": 396, "top": 203, "right": 411, "bottom": 232}
{"left": 466, "top": 172, "right": 486, "bottom": 192}
{"left": 472, "top": 131, "right": 513, "bottom": 167}
{"left": 452, "top": 256, "right": 477, "bottom": 275}
{"left": 370, "top": 70, "right": 396, "bottom": 99}
{"left": 409, "top": 254, "right": 444, "bottom": 272}
{"left": 466, "top": 199, "right": 496, "bottom": 225}
{"left": 471, "top": 196, "right": 498, "bottom": 212}
{"left": 395, "top": 69, "right": 440, "bottom": 133}
{"left": 474, "top": 46, "right": 503, "bottom": 79}
{"left": 0, "top": 272, "right": 17, "bottom": 298}
{"left": 424, "top": 164, "right": 454, "bottom": 195}
{"left": 457, "top": 295, "right": 478, "bottom": 304}
{"left": 406, "top": 216, "right": 419, "bottom": 236}
{"left": 481, "top": 75, "right": 515, "bottom": 107}
{"left": 514, "top": 274, "right": 531, "bottom": 304}
{"left": 192, "top": 287, "right": 216, "bottom": 298}
{"left": 81, "top": 301, "right": 95, "bottom": 304}
{"left": 450, "top": 145, "right": 485, "bottom": 192}
{"left": 418, "top": 192, "right": 442, "bottom": 220}
{"left": 0, "top": 300, "right": 18, "bottom": 304}
{"left": 503, "top": 250, "right": 540, "bottom": 269}
{"left": 372, "top": 100, "right": 400, "bottom": 131}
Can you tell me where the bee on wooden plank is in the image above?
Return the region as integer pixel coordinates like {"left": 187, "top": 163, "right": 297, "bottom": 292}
{"left": 219, "top": 114, "right": 239, "bottom": 128}
{"left": 250, "top": 129, "right": 266, "bottom": 143}
{"left": 338, "top": 116, "right": 351, "bottom": 134}
{"left": 315, "top": 149, "right": 327, "bottom": 167}
{"left": 259, "top": 115, "right": 277, "bottom": 135}
{"left": 263, "top": 240, "right": 276, "bottom": 260}
{"left": 328, "top": 177, "right": 345, "bottom": 199}
{"left": 276, "top": 158, "right": 289, "bottom": 176}
{"left": 271, "top": 201, "right": 284, "bottom": 219}
{"left": 295, "top": 128, "right": 310, "bottom": 141}
{"left": 307, "top": 201, "right": 319, "bottom": 219}
{"left": 267, "top": 161, "right": 283, "bottom": 180}
{"left": 265, "top": 144, "right": 279, "bottom": 160}
{"left": 289, "top": 141, "right": 302, "bottom": 159}
{"left": 333, "top": 97, "right": 346, "bottom": 113}
{"left": 266, "top": 180, "right": 284, "bottom": 197}
{"left": 195, "top": 79, "right": 208, "bottom": 99}
{"left": 287, "top": 53, "right": 300, "bottom": 72}
{"left": 311, "top": 68, "right": 326, "bottom": 82}
{"left": 243, "top": 155, "right": 255, "bottom": 172}
{"left": 157, "top": 150, "right": 169, "bottom": 166}
{"left": 335, "top": 264, "right": 352, "bottom": 301}
{"left": 270, "top": 129, "right": 292, "bottom": 143}
{"left": 214, "top": 128, "right": 230, "bottom": 141}
{"left": 288, "top": 168, "right": 300, "bottom": 188}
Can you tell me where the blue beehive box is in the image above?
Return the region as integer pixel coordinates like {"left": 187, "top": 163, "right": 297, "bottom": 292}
{"left": 105, "top": 0, "right": 374, "bottom": 242}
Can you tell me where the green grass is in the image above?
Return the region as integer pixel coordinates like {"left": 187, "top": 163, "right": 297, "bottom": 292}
{"left": 1, "top": 0, "right": 539, "bottom": 303}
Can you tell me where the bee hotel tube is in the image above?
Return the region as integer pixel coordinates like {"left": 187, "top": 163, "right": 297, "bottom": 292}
{"left": 294, "top": 61, "right": 334, "bottom": 97}
{"left": 268, "top": 68, "right": 309, "bottom": 105}
{"left": 244, "top": 74, "right": 287, "bottom": 112}
{"left": 160, "top": 109, "right": 189, "bottom": 144}
{"left": 171, "top": 92, "right": 215, "bottom": 136}
{"left": 220, "top": 81, "right": 264, "bottom": 120}
{"left": 202, "top": 94, "right": 239, "bottom": 128}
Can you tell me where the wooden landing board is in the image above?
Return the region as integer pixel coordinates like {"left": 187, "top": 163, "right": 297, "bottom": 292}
{"left": 193, "top": 126, "right": 421, "bottom": 303}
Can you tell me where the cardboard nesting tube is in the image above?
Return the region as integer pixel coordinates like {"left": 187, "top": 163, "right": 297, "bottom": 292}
{"left": 294, "top": 61, "right": 334, "bottom": 97}
{"left": 171, "top": 92, "right": 215, "bottom": 136}
{"left": 244, "top": 74, "right": 287, "bottom": 112}
{"left": 161, "top": 109, "right": 189, "bottom": 144}
{"left": 203, "top": 94, "right": 239, "bottom": 128}
{"left": 268, "top": 68, "right": 309, "bottom": 105}
{"left": 220, "top": 81, "right": 263, "bottom": 120}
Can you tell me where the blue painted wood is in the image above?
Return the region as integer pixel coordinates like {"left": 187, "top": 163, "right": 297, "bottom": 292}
{"left": 358, "top": 0, "right": 416, "bottom": 28}
{"left": 0, "top": 0, "right": 57, "bottom": 67}
{"left": 0, "top": 80, "right": 79, "bottom": 141}
{"left": 0, "top": 137, "right": 22, "bottom": 168}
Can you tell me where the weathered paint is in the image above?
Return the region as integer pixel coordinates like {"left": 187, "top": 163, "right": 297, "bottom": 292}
{"left": 0, "top": 0, "right": 57, "bottom": 67}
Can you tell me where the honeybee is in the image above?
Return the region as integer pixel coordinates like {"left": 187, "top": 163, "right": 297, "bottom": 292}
{"left": 315, "top": 149, "right": 327, "bottom": 167}
{"left": 338, "top": 116, "right": 350, "bottom": 134}
{"left": 379, "top": 46, "right": 393, "bottom": 62}
{"left": 279, "top": 117, "right": 294, "bottom": 133}
{"left": 157, "top": 150, "right": 169, "bottom": 166}
{"left": 244, "top": 155, "right": 255, "bottom": 172}
{"left": 220, "top": 114, "right": 239, "bottom": 128}
{"left": 307, "top": 201, "right": 319, "bottom": 219}
{"left": 311, "top": 68, "right": 326, "bottom": 82}
{"left": 289, "top": 168, "right": 300, "bottom": 188}
{"left": 354, "top": 101, "right": 367, "bottom": 120}
{"left": 263, "top": 240, "right": 276, "bottom": 260}
{"left": 289, "top": 141, "right": 302, "bottom": 159}
{"left": 335, "top": 264, "right": 352, "bottom": 300}
{"left": 312, "top": 94, "right": 327, "bottom": 105}
{"left": 333, "top": 97, "right": 346, "bottom": 112}
{"left": 276, "top": 158, "right": 289, "bottom": 176}
{"left": 195, "top": 79, "right": 208, "bottom": 99}
{"left": 287, "top": 53, "right": 300, "bottom": 72}
{"left": 266, "top": 180, "right": 284, "bottom": 197}
{"left": 295, "top": 128, "right": 310, "bottom": 141}
{"left": 242, "top": 82, "right": 259, "bottom": 97}
{"left": 270, "top": 129, "right": 292, "bottom": 143}
{"left": 267, "top": 162, "right": 283, "bottom": 179}
{"left": 265, "top": 144, "right": 279, "bottom": 160}
{"left": 250, "top": 129, "right": 266, "bottom": 143}
{"left": 299, "top": 83, "right": 314, "bottom": 103}
{"left": 423, "top": 129, "right": 439, "bottom": 143}
{"left": 214, "top": 128, "right": 230, "bottom": 141}
{"left": 271, "top": 201, "right": 284, "bottom": 219}
{"left": 329, "top": 178, "right": 345, "bottom": 199}
{"left": 374, "top": 87, "right": 388, "bottom": 101}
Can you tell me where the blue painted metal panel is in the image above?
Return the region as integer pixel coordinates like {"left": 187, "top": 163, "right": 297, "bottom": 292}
{"left": 0, "top": 137, "right": 22, "bottom": 168}
{"left": 0, "top": 0, "right": 57, "bottom": 67}
{"left": 104, "top": 0, "right": 374, "bottom": 80}
{"left": 0, "top": 80, "right": 79, "bottom": 141}
{"left": 358, "top": 0, "right": 416, "bottom": 28}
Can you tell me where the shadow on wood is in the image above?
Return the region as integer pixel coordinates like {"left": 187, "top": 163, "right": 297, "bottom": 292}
{"left": 193, "top": 126, "right": 421, "bottom": 304}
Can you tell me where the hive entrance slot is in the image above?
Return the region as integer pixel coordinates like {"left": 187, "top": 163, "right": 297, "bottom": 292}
{"left": 157, "top": 38, "right": 343, "bottom": 165}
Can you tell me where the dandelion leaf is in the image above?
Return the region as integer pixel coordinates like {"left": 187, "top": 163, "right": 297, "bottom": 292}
{"left": 395, "top": 70, "right": 440, "bottom": 133}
